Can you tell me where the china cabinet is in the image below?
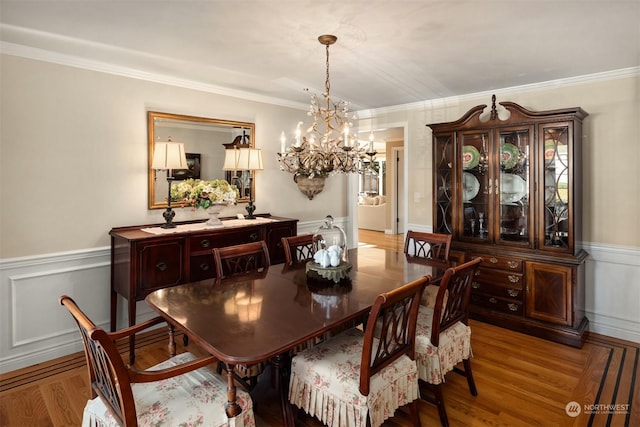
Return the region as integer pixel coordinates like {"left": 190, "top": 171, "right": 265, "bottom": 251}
{"left": 428, "top": 96, "right": 588, "bottom": 347}
{"left": 110, "top": 215, "right": 297, "bottom": 361}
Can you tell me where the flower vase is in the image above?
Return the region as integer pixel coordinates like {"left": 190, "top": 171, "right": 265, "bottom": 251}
{"left": 205, "top": 203, "right": 227, "bottom": 227}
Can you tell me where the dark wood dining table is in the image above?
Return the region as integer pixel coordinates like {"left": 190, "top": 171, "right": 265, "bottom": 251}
{"left": 145, "top": 245, "right": 451, "bottom": 426}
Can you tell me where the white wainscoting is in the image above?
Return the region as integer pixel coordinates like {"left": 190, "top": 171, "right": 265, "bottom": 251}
{"left": 1, "top": 223, "right": 638, "bottom": 373}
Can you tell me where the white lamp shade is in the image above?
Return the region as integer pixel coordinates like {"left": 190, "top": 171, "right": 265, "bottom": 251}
{"left": 236, "top": 148, "right": 264, "bottom": 171}
{"left": 222, "top": 149, "right": 240, "bottom": 171}
{"left": 152, "top": 142, "right": 188, "bottom": 170}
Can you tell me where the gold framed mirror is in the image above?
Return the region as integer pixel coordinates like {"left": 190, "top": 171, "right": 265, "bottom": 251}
{"left": 148, "top": 111, "right": 255, "bottom": 209}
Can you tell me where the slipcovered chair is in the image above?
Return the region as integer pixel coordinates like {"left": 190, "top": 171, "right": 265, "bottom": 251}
{"left": 281, "top": 234, "right": 316, "bottom": 265}
{"left": 59, "top": 295, "right": 255, "bottom": 427}
{"left": 404, "top": 230, "right": 452, "bottom": 261}
{"left": 288, "top": 276, "right": 430, "bottom": 427}
{"left": 414, "top": 257, "right": 481, "bottom": 426}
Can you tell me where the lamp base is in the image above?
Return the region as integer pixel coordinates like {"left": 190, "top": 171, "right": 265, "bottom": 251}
{"left": 245, "top": 201, "right": 257, "bottom": 219}
{"left": 160, "top": 208, "right": 177, "bottom": 228}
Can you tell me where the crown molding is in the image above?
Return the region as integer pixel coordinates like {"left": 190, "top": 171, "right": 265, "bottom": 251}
{"left": 2, "top": 38, "right": 637, "bottom": 117}
{"left": 0, "top": 41, "right": 309, "bottom": 111}
{"left": 357, "top": 66, "right": 640, "bottom": 118}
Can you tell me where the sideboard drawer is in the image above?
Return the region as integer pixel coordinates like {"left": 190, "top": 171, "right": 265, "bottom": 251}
{"left": 190, "top": 253, "right": 215, "bottom": 281}
{"left": 471, "top": 292, "right": 524, "bottom": 315}
{"left": 472, "top": 280, "right": 524, "bottom": 301}
{"left": 136, "top": 239, "right": 185, "bottom": 295}
{"left": 475, "top": 269, "right": 524, "bottom": 288}
{"left": 469, "top": 253, "right": 523, "bottom": 272}
{"left": 189, "top": 227, "right": 262, "bottom": 254}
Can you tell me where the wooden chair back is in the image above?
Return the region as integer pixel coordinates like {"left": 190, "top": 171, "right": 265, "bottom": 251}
{"left": 213, "top": 240, "right": 270, "bottom": 278}
{"left": 430, "top": 257, "right": 482, "bottom": 346}
{"left": 281, "top": 234, "right": 316, "bottom": 265}
{"left": 360, "top": 275, "right": 430, "bottom": 396}
{"left": 59, "top": 295, "right": 145, "bottom": 426}
{"left": 404, "top": 230, "right": 452, "bottom": 261}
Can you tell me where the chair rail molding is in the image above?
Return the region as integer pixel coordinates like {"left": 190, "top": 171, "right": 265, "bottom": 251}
{"left": 1, "top": 236, "right": 638, "bottom": 373}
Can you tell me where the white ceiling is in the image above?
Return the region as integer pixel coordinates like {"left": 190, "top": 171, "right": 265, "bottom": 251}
{"left": 1, "top": 0, "right": 639, "bottom": 113}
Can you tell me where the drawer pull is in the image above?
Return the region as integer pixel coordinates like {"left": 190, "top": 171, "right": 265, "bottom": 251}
{"left": 508, "top": 275, "right": 520, "bottom": 283}
{"left": 489, "top": 297, "right": 497, "bottom": 304}
{"left": 507, "top": 289, "right": 519, "bottom": 297}
{"left": 472, "top": 282, "right": 480, "bottom": 289}
{"left": 156, "top": 262, "right": 167, "bottom": 272}
{"left": 507, "top": 303, "right": 519, "bottom": 312}
{"left": 199, "top": 263, "right": 209, "bottom": 271}
{"left": 249, "top": 233, "right": 259, "bottom": 241}
{"left": 200, "top": 239, "right": 211, "bottom": 248}
{"left": 276, "top": 241, "right": 283, "bottom": 249}
{"left": 508, "top": 261, "right": 518, "bottom": 269}
{"left": 474, "top": 270, "right": 481, "bottom": 276}
{"left": 489, "top": 257, "right": 498, "bottom": 264}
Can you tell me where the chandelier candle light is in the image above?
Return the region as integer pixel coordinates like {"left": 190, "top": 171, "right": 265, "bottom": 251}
{"left": 277, "top": 34, "right": 366, "bottom": 199}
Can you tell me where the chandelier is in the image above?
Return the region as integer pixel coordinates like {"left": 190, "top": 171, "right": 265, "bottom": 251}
{"left": 277, "top": 35, "right": 365, "bottom": 199}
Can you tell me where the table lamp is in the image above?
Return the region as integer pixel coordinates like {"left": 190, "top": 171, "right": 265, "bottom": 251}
{"left": 231, "top": 148, "right": 263, "bottom": 219}
{"left": 151, "top": 139, "right": 188, "bottom": 228}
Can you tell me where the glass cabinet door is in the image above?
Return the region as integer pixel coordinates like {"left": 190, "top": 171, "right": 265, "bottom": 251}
{"left": 497, "top": 128, "right": 532, "bottom": 247}
{"left": 433, "top": 134, "right": 453, "bottom": 234}
{"left": 541, "top": 125, "right": 571, "bottom": 249}
{"left": 459, "top": 132, "right": 490, "bottom": 241}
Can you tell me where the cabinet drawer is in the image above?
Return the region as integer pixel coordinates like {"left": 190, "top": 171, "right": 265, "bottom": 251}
{"left": 190, "top": 254, "right": 216, "bottom": 281}
{"left": 469, "top": 254, "right": 523, "bottom": 272}
{"left": 189, "top": 227, "right": 262, "bottom": 254}
{"left": 471, "top": 293, "right": 523, "bottom": 315}
{"left": 472, "top": 280, "right": 523, "bottom": 301}
{"left": 136, "top": 240, "right": 185, "bottom": 295}
{"left": 475, "top": 269, "right": 524, "bottom": 288}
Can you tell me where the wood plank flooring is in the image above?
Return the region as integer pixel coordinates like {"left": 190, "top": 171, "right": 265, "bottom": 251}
{"left": 1, "top": 230, "right": 637, "bottom": 426}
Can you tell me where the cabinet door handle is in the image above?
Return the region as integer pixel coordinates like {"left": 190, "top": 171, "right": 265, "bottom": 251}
{"left": 156, "top": 262, "right": 167, "bottom": 272}
{"left": 508, "top": 261, "right": 518, "bottom": 269}
{"left": 199, "top": 263, "right": 209, "bottom": 271}
{"left": 507, "top": 289, "right": 519, "bottom": 297}
{"left": 508, "top": 275, "right": 520, "bottom": 283}
{"left": 200, "top": 239, "right": 211, "bottom": 248}
{"left": 249, "top": 232, "right": 259, "bottom": 241}
{"left": 472, "top": 282, "right": 480, "bottom": 289}
{"left": 507, "top": 303, "right": 519, "bottom": 312}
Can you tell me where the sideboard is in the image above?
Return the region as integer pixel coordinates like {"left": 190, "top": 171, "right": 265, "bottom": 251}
{"left": 110, "top": 215, "right": 297, "bottom": 361}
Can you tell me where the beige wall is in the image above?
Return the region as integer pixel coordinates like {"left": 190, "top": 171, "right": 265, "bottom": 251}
{"left": 1, "top": 54, "right": 638, "bottom": 259}
{"left": 367, "top": 75, "right": 640, "bottom": 248}
{"left": 0, "top": 54, "right": 348, "bottom": 258}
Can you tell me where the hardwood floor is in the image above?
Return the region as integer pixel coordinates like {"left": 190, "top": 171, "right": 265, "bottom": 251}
{"left": 1, "top": 230, "right": 638, "bottom": 426}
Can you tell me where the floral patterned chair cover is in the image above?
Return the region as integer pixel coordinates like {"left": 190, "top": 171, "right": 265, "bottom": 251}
{"left": 82, "top": 352, "right": 255, "bottom": 427}
{"left": 288, "top": 277, "right": 428, "bottom": 427}
{"left": 413, "top": 257, "right": 481, "bottom": 426}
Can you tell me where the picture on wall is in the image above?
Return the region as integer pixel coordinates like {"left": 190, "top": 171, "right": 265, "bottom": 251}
{"left": 171, "top": 153, "right": 201, "bottom": 180}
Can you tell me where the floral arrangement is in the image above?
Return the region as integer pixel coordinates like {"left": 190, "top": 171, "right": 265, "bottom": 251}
{"left": 171, "top": 179, "right": 239, "bottom": 209}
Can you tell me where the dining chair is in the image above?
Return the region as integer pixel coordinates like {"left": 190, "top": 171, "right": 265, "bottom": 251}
{"left": 414, "top": 257, "right": 482, "bottom": 426}
{"left": 59, "top": 295, "right": 255, "bottom": 427}
{"left": 213, "top": 240, "right": 271, "bottom": 278}
{"left": 212, "top": 241, "right": 271, "bottom": 390}
{"left": 281, "top": 234, "right": 316, "bottom": 265}
{"left": 404, "top": 230, "right": 452, "bottom": 261}
{"left": 288, "top": 276, "right": 430, "bottom": 427}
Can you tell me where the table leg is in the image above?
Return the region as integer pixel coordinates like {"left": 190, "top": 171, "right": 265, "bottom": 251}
{"left": 225, "top": 364, "right": 242, "bottom": 418}
{"left": 272, "top": 353, "right": 295, "bottom": 427}
{"left": 167, "top": 325, "right": 176, "bottom": 357}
